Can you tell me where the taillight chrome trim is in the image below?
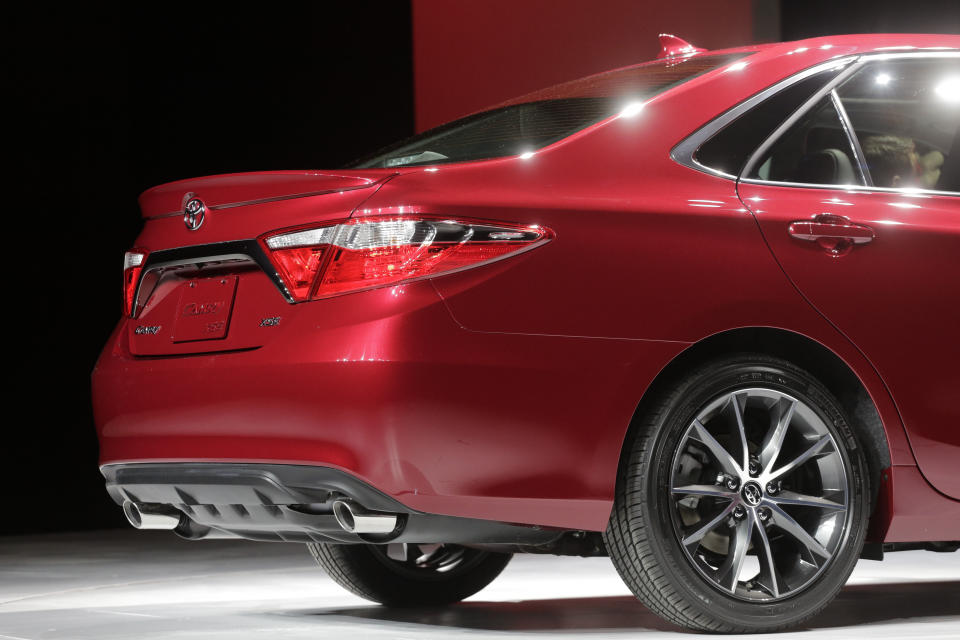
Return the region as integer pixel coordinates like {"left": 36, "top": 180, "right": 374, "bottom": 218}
{"left": 258, "top": 216, "right": 554, "bottom": 302}
{"left": 129, "top": 240, "right": 297, "bottom": 317}
{"left": 123, "top": 248, "right": 150, "bottom": 317}
{"left": 127, "top": 218, "right": 554, "bottom": 316}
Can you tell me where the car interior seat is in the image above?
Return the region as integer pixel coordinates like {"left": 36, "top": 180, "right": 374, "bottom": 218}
{"left": 795, "top": 148, "right": 857, "bottom": 185}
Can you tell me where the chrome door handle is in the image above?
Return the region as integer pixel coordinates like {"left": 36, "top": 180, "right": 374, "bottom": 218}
{"left": 788, "top": 215, "right": 875, "bottom": 256}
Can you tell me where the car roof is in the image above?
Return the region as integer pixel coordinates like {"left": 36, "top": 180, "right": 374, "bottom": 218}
{"left": 705, "top": 33, "right": 959, "bottom": 77}
{"left": 624, "top": 33, "right": 957, "bottom": 83}
{"left": 524, "top": 34, "right": 960, "bottom": 173}
{"left": 489, "top": 34, "right": 959, "bottom": 116}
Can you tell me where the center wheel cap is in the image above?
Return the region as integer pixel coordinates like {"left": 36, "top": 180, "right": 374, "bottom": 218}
{"left": 741, "top": 481, "right": 763, "bottom": 507}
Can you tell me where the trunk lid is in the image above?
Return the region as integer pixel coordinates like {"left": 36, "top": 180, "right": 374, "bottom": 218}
{"left": 127, "top": 169, "right": 394, "bottom": 357}
{"left": 138, "top": 170, "right": 394, "bottom": 218}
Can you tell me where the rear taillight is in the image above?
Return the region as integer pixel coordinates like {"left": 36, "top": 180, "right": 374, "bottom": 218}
{"left": 123, "top": 248, "right": 149, "bottom": 316}
{"left": 260, "top": 217, "right": 552, "bottom": 301}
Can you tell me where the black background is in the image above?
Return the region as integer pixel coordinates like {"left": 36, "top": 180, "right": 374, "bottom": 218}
{"left": 6, "top": 1, "right": 958, "bottom": 535}
{"left": 8, "top": 4, "right": 414, "bottom": 535}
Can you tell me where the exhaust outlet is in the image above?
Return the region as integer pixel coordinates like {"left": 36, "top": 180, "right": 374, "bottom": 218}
{"left": 332, "top": 499, "right": 399, "bottom": 535}
{"left": 123, "top": 501, "right": 182, "bottom": 530}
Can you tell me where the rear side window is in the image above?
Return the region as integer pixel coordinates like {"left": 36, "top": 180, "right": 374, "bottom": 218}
{"left": 835, "top": 59, "right": 960, "bottom": 191}
{"left": 736, "top": 56, "right": 960, "bottom": 192}
{"left": 694, "top": 67, "right": 843, "bottom": 176}
{"left": 746, "top": 94, "right": 863, "bottom": 185}
{"left": 352, "top": 53, "right": 751, "bottom": 169}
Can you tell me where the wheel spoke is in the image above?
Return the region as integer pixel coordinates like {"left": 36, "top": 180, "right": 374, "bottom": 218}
{"left": 671, "top": 387, "right": 849, "bottom": 603}
{"left": 754, "top": 519, "right": 782, "bottom": 598}
{"left": 768, "top": 435, "right": 832, "bottom": 482}
{"left": 767, "top": 502, "right": 831, "bottom": 565}
{"left": 681, "top": 502, "right": 736, "bottom": 553}
{"left": 729, "top": 393, "right": 750, "bottom": 472}
{"left": 385, "top": 542, "right": 409, "bottom": 562}
{"left": 671, "top": 484, "right": 737, "bottom": 499}
{"left": 415, "top": 543, "right": 443, "bottom": 564}
{"left": 690, "top": 419, "right": 741, "bottom": 477}
{"left": 760, "top": 398, "right": 796, "bottom": 474}
{"left": 717, "top": 510, "right": 754, "bottom": 593}
{"left": 770, "top": 490, "right": 845, "bottom": 511}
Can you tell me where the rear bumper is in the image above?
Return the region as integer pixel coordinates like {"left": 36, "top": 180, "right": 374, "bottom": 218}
{"left": 102, "top": 462, "right": 562, "bottom": 545}
{"left": 104, "top": 462, "right": 411, "bottom": 514}
{"left": 93, "top": 280, "right": 687, "bottom": 531}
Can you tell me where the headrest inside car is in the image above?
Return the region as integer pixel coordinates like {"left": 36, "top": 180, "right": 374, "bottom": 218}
{"left": 796, "top": 148, "right": 856, "bottom": 185}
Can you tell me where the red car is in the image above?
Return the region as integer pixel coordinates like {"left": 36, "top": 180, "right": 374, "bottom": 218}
{"left": 93, "top": 33, "right": 960, "bottom": 632}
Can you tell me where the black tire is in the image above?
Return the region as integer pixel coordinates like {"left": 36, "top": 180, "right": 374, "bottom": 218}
{"left": 307, "top": 542, "right": 512, "bottom": 607}
{"left": 604, "top": 354, "right": 870, "bottom": 633}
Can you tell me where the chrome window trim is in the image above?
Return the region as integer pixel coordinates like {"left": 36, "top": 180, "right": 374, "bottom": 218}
{"left": 672, "top": 50, "right": 960, "bottom": 197}
{"left": 670, "top": 56, "right": 859, "bottom": 179}
{"left": 735, "top": 177, "right": 960, "bottom": 198}
{"left": 739, "top": 63, "right": 863, "bottom": 180}
{"left": 742, "top": 51, "right": 960, "bottom": 192}
{"left": 830, "top": 88, "right": 872, "bottom": 186}
{"left": 855, "top": 50, "right": 960, "bottom": 61}
{"left": 743, "top": 52, "right": 960, "bottom": 195}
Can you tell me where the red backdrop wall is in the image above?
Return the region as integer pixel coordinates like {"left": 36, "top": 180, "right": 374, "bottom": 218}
{"left": 412, "top": 0, "right": 755, "bottom": 131}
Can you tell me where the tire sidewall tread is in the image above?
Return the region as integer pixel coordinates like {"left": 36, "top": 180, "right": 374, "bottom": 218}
{"left": 605, "top": 353, "right": 870, "bottom": 633}
{"left": 308, "top": 542, "right": 512, "bottom": 607}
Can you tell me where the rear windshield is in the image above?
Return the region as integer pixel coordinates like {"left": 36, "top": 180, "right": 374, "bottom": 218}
{"left": 351, "top": 53, "right": 751, "bottom": 169}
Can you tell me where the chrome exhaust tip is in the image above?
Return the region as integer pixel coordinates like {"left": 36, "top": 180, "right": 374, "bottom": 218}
{"left": 122, "top": 501, "right": 182, "bottom": 530}
{"left": 332, "top": 499, "right": 399, "bottom": 535}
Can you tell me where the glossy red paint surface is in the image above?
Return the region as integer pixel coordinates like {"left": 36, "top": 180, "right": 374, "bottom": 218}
{"left": 657, "top": 34, "right": 708, "bottom": 59}
{"left": 94, "top": 34, "right": 959, "bottom": 540}
{"left": 872, "top": 466, "right": 960, "bottom": 543}
{"left": 740, "top": 184, "right": 960, "bottom": 500}
{"left": 138, "top": 170, "right": 394, "bottom": 218}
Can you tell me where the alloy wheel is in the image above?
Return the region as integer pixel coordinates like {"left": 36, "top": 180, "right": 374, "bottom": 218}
{"left": 669, "top": 388, "right": 850, "bottom": 601}
{"left": 370, "top": 543, "right": 487, "bottom": 580}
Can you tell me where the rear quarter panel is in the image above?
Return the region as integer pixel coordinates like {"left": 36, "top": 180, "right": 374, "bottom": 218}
{"left": 355, "top": 61, "right": 920, "bottom": 521}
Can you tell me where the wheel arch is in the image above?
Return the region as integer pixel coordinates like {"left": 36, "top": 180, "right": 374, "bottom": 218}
{"left": 620, "top": 327, "right": 892, "bottom": 531}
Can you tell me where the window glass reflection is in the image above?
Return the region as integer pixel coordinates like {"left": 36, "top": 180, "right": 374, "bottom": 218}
{"left": 837, "top": 59, "right": 959, "bottom": 191}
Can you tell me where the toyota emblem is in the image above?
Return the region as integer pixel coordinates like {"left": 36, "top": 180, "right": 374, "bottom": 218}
{"left": 741, "top": 482, "right": 763, "bottom": 507}
{"left": 184, "top": 198, "right": 206, "bottom": 231}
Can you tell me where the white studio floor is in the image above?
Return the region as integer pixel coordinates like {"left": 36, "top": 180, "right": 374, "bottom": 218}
{"left": 0, "top": 530, "right": 957, "bottom": 640}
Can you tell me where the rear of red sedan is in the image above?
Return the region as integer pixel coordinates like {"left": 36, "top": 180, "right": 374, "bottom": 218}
{"left": 92, "top": 34, "right": 960, "bottom": 633}
{"left": 94, "top": 46, "right": 753, "bottom": 534}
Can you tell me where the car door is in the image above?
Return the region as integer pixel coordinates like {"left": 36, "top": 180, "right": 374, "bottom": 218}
{"left": 737, "top": 54, "right": 960, "bottom": 498}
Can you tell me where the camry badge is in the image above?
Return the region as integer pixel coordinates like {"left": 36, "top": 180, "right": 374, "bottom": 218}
{"left": 184, "top": 197, "right": 206, "bottom": 231}
{"left": 134, "top": 325, "right": 161, "bottom": 335}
